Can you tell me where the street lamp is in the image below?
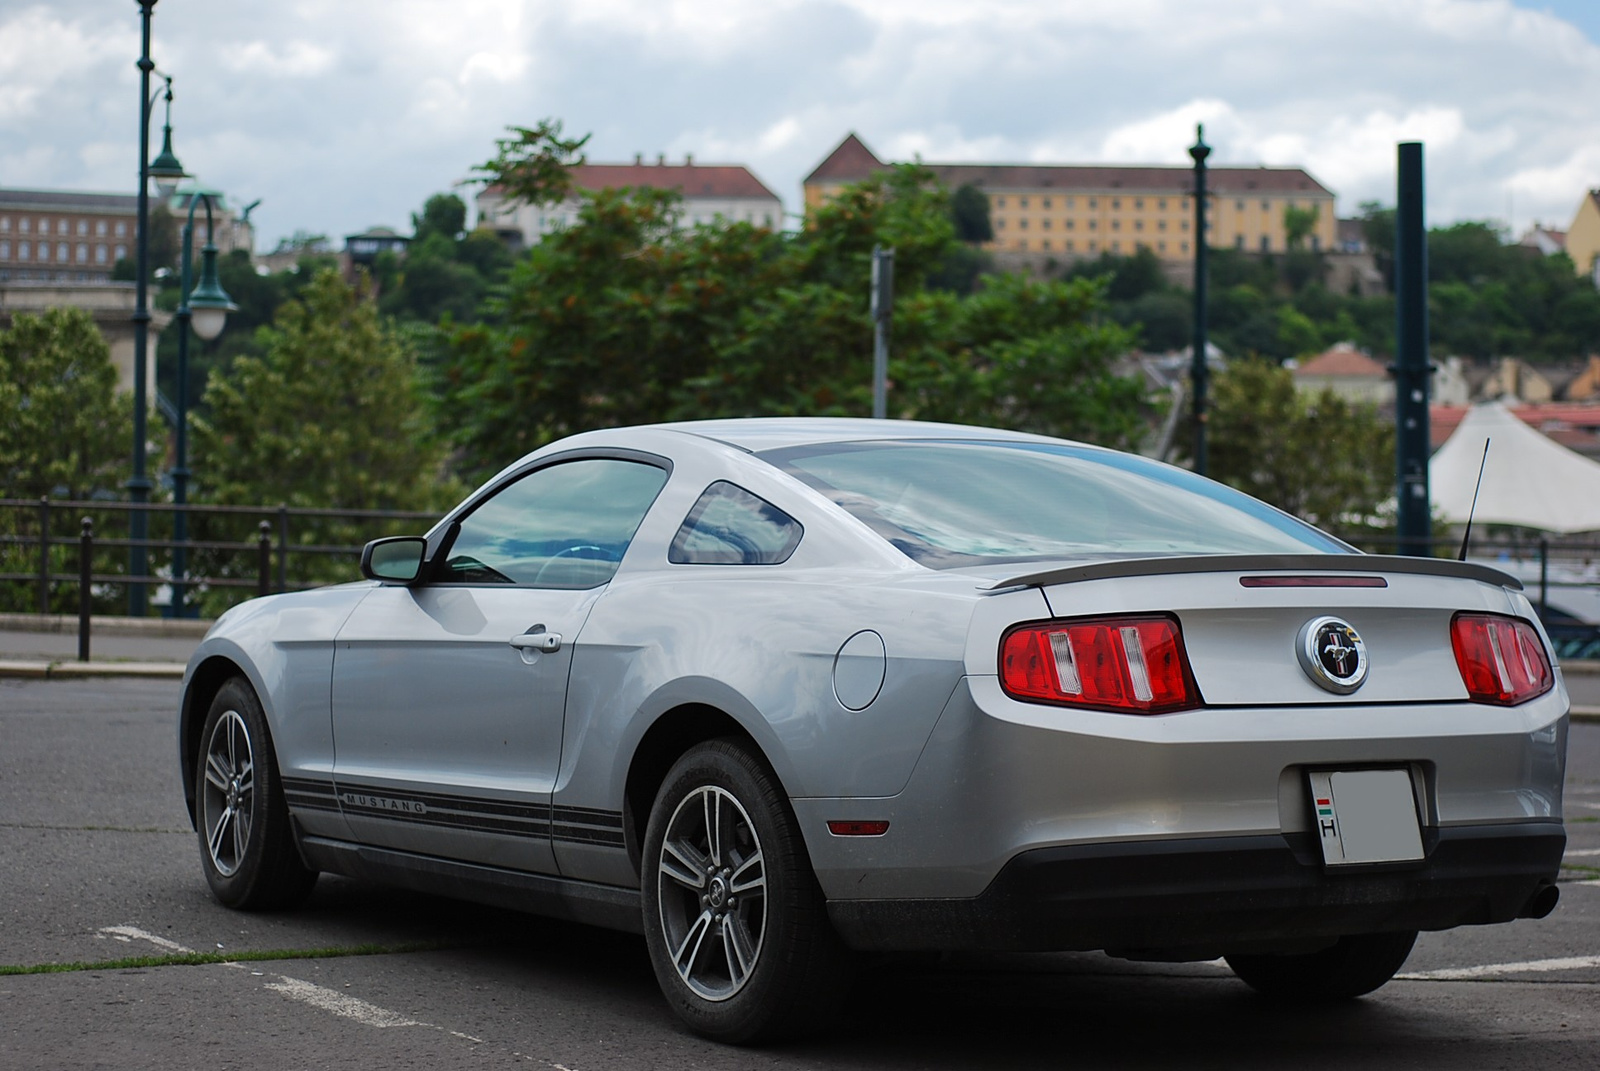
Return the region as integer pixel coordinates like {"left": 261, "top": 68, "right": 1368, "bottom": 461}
{"left": 1188, "top": 123, "right": 1211, "bottom": 478}
{"left": 170, "top": 192, "right": 237, "bottom": 616}
{"left": 130, "top": 0, "right": 185, "bottom": 616}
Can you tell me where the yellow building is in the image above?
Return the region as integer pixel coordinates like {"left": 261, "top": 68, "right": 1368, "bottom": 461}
{"left": 804, "top": 133, "right": 1338, "bottom": 261}
{"left": 1566, "top": 189, "right": 1600, "bottom": 279}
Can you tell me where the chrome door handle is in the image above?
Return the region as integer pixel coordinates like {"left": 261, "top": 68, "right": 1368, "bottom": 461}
{"left": 509, "top": 631, "right": 562, "bottom": 653}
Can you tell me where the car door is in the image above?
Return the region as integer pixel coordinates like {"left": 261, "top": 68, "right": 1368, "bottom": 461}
{"left": 329, "top": 455, "right": 670, "bottom": 874}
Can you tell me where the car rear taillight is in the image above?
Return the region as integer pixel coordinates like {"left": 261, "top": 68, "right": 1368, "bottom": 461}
{"left": 1450, "top": 613, "right": 1554, "bottom": 706}
{"left": 1000, "top": 615, "right": 1200, "bottom": 714}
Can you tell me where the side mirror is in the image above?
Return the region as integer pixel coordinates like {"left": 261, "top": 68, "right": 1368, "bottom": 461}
{"left": 360, "top": 536, "right": 427, "bottom": 583}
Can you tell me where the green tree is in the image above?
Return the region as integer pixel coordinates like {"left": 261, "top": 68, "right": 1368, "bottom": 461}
{"left": 413, "top": 193, "right": 468, "bottom": 243}
{"left": 192, "top": 270, "right": 461, "bottom": 604}
{"left": 0, "top": 308, "right": 132, "bottom": 498}
{"left": 1201, "top": 359, "right": 1393, "bottom": 536}
{"left": 1283, "top": 203, "right": 1320, "bottom": 251}
{"left": 469, "top": 118, "right": 591, "bottom": 209}
{"left": 949, "top": 183, "right": 993, "bottom": 243}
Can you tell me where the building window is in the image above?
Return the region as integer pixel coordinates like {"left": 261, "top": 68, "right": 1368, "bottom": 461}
{"left": 1261, "top": 200, "right": 1270, "bottom": 212}
{"left": 95, "top": 244, "right": 108, "bottom": 263}
{"left": 115, "top": 222, "right": 127, "bottom": 237}
{"left": 1066, "top": 240, "right": 1075, "bottom": 251}
{"left": 1042, "top": 239, "right": 1052, "bottom": 251}
{"left": 1112, "top": 198, "right": 1121, "bottom": 209}
{"left": 57, "top": 242, "right": 69, "bottom": 261}
{"left": 1066, "top": 219, "right": 1075, "bottom": 230}
{"left": 1311, "top": 235, "right": 1321, "bottom": 252}
{"left": 0, "top": 240, "right": 8, "bottom": 259}
{"left": 1019, "top": 218, "right": 1028, "bottom": 230}
{"left": 114, "top": 244, "right": 127, "bottom": 261}
{"left": 95, "top": 220, "right": 107, "bottom": 237}
{"left": 1089, "top": 219, "right": 1097, "bottom": 231}
{"left": 1259, "top": 235, "right": 1270, "bottom": 252}
{"left": 996, "top": 218, "right": 1005, "bottom": 230}
{"left": 1111, "top": 240, "right": 1121, "bottom": 252}
{"left": 1042, "top": 197, "right": 1052, "bottom": 209}
{"left": 1111, "top": 219, "right": 1120, "bottom": 231}
{"left": 1089, "top": 241, "right": 1098, "bottom": 252}
{"left": 1158, "top": 220, "right": 1167, "bottom": 231}
{"left": 59, "top": 219, "right": 69, "bottom": 235}
{"left": 1158, "top": 199, "right": 1167, "bottom": 211}
{"left": 1089, "top": 198, "right": 1097, "bottom": 209}
{"left": 1235, "top": 234, "right": 1245, "bottom": 249}
{"left": 0, "top": 217, "right": 8, "bottom": 232}
{"left": 1066, "top": 197, "right": 1075, "bottom": 209}
{"left": 1181, "top": 220, "right": 1190, "bottom": 232}
{"left": 20, "top": 218, "right": 31, "bottom": 234}
{"left": 77, "top": 220, "right": 88, "bottom": 237}
{"left": 1134, "top": 198, "right": 1144, "bottom": 210}
{"left": 1020, "top": 196, "right": 1029, "bottom": 208}
{"left": 1134, "top": 220, "right": 1143, "bottom": 231}
{"left": 1235, "top": 200, "right": 1244, "bottom": 211}
{"left": 1181, "top": 242, "right": 1189, "bottom": 253}
{"left": 18, "top": 241, "right": 29, "bottom": 260}
{"left": 1042, "top": 218, "right": 1052, "bottom": 230}
{"left": 995, "top": 197, "right": 1006, "bottom": 208}
{"left": 76, "top": 243, "right": 88, "bottom": 263}
{"left": 1158, "top": 241, "right": 1166, "bottom": 253}
{"left": 1181, "top": 199, "right": 1190, "bottom": 211}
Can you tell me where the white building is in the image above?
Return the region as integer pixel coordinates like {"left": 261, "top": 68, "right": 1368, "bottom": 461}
{"left": 476, "top": 154, "right": 784, "bottom": 248}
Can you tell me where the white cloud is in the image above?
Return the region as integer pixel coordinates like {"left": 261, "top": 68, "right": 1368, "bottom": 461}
{"left": 6, "top": 0, "right": 1600, "bottom": 248}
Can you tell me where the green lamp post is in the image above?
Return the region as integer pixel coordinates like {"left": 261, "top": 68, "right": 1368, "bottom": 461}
{"left": 170, "top": 191, "right": 237, "bottom": 615}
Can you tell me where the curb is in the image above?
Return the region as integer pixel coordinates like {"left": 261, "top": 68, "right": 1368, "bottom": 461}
{"left": 0, "top": 660, "right": 185, "bottom": 680}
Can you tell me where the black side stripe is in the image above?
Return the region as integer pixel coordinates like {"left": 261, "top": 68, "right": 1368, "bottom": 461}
{"left": 322, "top": 780, "right": 625, "bottom": 848}
{"left": 281, "top": 776, "right": 341, "bottom": 813}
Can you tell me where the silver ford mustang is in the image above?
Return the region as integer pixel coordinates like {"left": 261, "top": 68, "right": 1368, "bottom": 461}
{"left": 178, "top": 418, "right": 1569, "bottom": 1042}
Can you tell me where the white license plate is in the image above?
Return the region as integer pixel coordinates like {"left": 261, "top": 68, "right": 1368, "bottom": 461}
{"left": 1307, "top": 769, "right": 1424, "bottom": 866}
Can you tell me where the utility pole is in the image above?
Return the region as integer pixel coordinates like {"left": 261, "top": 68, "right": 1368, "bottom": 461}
{"left": 1188, "top": 125, "right": 1211, "bottom": 476}
{"left": 1394, "top": 142, "right": 1431, "bottom": 556}
{"left": 870, "top": 245, "right": 894, "bottom": 419}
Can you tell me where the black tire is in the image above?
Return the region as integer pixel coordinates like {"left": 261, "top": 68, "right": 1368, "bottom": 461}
{"left": 1226, "top": 930, "right": 1418, "bottom": 1001}
{"left": 641, "top": 739, "right": 853, "bottom": 1044}
{"left": 195, "top": 677, "right": 317, "bottom": 910}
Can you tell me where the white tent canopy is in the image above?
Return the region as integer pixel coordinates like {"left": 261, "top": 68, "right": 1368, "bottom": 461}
{"left": 1430, "top": 402, "right": 1600, "bottom": 534}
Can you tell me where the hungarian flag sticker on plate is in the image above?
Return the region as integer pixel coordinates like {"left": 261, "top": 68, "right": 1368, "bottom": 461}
{"left": 1308, "top": 769, "right": 1425, "bottom": 866}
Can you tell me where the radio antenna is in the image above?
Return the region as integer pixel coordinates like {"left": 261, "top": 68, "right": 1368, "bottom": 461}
{"left": 1457, "top": 438, "right": 1491, "bottom": 562}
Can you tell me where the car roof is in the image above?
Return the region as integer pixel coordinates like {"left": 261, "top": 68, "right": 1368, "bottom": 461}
{"left": 652, "top": 417, "right": 1074, "bottom": 453}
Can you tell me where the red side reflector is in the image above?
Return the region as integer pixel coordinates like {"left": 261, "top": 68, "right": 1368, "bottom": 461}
{"left": 1450, "top": 613, "right": 1553, "bottom": 706}
{"left": 1000, "top": 614, "right": 1201, "bottom": 714}
{"left": 827, "top": 820, "right": 890, "bottom": 837}
{"left": 1239, "top": 576, "right": 1388, "bottom": 588}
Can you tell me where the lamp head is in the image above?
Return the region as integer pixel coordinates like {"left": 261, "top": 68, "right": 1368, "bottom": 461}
{"left": 149, "top": 124, "right": 186, "bottom": 200}
{"left": 187, "top": 243, "right": 237, "bottom": 341}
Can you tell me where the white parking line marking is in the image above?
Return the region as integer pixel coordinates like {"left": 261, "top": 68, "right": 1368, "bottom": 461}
{"left": 1565, "top": 848, "right": 1600, "bottom": 857}
{"left": 96, "top": 925, "right": 195, "bottom": 955}
{"left": 264, "top": 976, "right": 427, "bottom": 1028}
{"left": 1398, "top": 955, "right": 1600, "bottom": 980}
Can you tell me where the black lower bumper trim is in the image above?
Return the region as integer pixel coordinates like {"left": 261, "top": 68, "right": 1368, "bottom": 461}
{"left": 827, "top": 822, "right": 1564, "bottom": 954}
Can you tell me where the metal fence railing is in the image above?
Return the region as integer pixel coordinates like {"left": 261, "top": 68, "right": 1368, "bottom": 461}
{"left": 0, "top": 496, "right": 439, "bottom": 630}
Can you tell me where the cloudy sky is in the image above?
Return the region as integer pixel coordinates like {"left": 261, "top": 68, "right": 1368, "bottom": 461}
{"left": 2, "top": 0, "right": 1597, "bottom": 250}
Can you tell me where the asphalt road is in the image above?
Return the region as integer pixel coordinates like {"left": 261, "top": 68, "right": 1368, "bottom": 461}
{"left": 2, "top": 678, "right": 1597, "bottom": 1070}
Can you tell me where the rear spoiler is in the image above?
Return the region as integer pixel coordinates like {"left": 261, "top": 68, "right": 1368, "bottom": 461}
{"left": 986, "top": 554, "right": 1523, "bottom": 592}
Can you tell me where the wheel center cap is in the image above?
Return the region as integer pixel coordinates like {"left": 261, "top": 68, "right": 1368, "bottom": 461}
{"left": 708, "top": 875, "right": 729, "bottom": 909}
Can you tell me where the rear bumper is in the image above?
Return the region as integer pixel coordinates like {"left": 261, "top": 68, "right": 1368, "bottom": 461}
{"left": 826, "top": 820, "right": 1564, "bottom": 954}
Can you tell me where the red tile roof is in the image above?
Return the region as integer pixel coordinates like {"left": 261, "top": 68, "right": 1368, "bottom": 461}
{"left": 1294, "top": 346, "right": 1388, "bottom": 377}
{"left": 804, "top": 133, "right": 885, "bottom": 185}
{"left": 569, "top": 163, "right": 777, "bottom": 200}
{"left": 1431, "top": 403, "right": 1600, "bottom": 450}
{"left": 925, "top": 163, "right": 1333, "bottom": 197}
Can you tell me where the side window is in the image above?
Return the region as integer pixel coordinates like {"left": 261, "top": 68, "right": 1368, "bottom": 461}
{"left": 442, "top": 459, "right": 668, "bottom": 588}
{"left": 669, "top": 481, "right": 803, "bottom": 565}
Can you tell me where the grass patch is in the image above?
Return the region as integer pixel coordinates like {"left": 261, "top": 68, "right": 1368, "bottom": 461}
{"left": 1571, "top": 816, "right": 1599, "bottom": 824}
{"left": 0, "top": 940, "right": 456, "bottom": 977}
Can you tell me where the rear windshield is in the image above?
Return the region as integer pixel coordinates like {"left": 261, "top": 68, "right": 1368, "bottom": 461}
{"left": 761, "top": 439, "right": 1348, "bottom": 568}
